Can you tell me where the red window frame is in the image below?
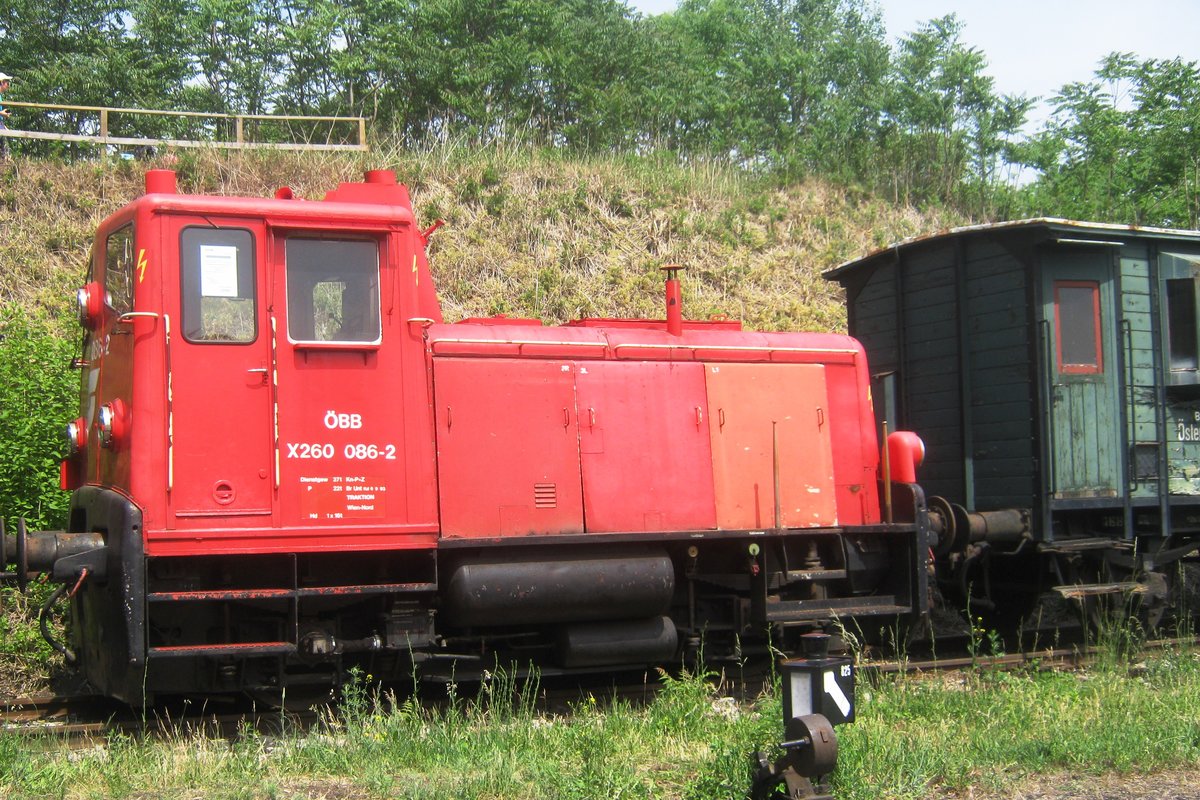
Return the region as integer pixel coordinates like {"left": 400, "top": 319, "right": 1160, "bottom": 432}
{"left": 1054, "top": 280, "right": 1103, "bottom": 375}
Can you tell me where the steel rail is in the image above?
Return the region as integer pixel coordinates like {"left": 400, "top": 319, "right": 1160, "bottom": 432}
{"left": 862, "top": 635, "right": 1198, "bottom": 675}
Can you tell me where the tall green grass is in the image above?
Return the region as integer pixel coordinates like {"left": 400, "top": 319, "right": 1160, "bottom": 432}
{"left": 0, "top": 668, "right": 777, "bottom": 800}
{"left": 0, "top": 648, "right": 1197, "bottom": 799}
{"left": 837, "top": 644, "right": 1200, "bottom": 799}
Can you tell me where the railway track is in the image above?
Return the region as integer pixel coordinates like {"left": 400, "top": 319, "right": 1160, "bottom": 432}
{"left": 0, "top": 693, "right": 318, "bottom": 748}
{"left": 862, "top": 635, "right": 1199, "bottom": 674}
{"left": 0, "top": 670, "right": 665, "bottom": 747}
{"left": 4, "top": 636, "right": 1195, "bottom": 747}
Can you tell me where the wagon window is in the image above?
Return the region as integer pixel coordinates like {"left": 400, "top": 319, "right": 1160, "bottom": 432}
{"left": 1166, "top": 278, "right": 1199, "bottom": 380}
{"left": 285, "top": 239, "right": 381, "bottom": 344}
{"left": 180, "top": 227, "right": 257, "bottom": 344}
{"left": 1054, "top": 281, "right": 1102, "bottom": 375}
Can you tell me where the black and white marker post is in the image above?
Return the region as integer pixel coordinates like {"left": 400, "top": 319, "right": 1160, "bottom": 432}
{"left": 752, "top": 632, "right": 855, "bottom": 800}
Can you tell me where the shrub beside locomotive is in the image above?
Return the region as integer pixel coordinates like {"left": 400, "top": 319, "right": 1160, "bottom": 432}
{"left": 827, "top": 219, "right": 1200, "bottom": 626}
{"left": 1, "top": 169, "right": 930, "bottom": 704}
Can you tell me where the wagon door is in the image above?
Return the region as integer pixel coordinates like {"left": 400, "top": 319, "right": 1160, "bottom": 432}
{"left": 1041, "top": 254, "right": 1121, "bottom": 499}
{"left": 169, "top": 224, "right": 275, "bottom": 520}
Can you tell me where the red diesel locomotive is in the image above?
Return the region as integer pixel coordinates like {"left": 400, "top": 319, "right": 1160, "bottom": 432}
{"left": 4, "top": 169, "right": 930, "bottom": 703}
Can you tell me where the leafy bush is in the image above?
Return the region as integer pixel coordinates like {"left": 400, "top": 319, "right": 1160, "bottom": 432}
{"left": 0, "top": 304, "right": 77, "bottom": 532}
{"left": 0, "top": 305, "right": 76, "bottom": 693}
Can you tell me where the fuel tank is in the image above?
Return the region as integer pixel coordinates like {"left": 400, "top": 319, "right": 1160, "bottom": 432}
{"left": 442, "top": 548, "right": 676, "bottom": 627}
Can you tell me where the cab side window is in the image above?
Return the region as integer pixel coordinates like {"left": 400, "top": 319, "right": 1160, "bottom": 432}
{"left": 180, "top": 227, "right": 256, "bottom": 343}
{"left": 106, "top": 225, "right": 135, "bottom": 316}
{"left": 285, "top": 239, "right": 381, "bottom": 344}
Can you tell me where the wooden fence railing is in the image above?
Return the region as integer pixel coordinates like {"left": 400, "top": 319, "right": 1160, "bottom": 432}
{"left": 0, "top": 101, "right": 368, "bottom": 152}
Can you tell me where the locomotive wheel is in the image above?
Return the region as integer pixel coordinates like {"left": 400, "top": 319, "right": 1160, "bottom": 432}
{"left": 1016, "top": 591, "right": 1082, "bottom": 647}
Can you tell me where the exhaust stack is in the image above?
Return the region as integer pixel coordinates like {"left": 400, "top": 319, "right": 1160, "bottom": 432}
{"left": 144, "top": 169, "right": 177, "bottom": 195}
{"left": 662, "top": 264, "right": 684, "bottom": 336}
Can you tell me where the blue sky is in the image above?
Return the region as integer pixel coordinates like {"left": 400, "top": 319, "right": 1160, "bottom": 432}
{"left": 625, "top": 0, "right": 1200, "bottom": 126}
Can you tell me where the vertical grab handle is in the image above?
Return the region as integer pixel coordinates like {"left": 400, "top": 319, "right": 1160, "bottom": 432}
{"left": 1039, "top": 319, "right": 1057, "bottom": 498}
{"left": 1122, "top": 319, "right": 1136, "bottom": 491}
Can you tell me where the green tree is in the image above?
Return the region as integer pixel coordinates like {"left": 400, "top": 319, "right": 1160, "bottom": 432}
{"left": 1020, "top": 53, "right": 1200, "bottom": 227}
{"left": 881, "top": 15, "right": 1029, "bottom": 213}
{"left": 641, "top": 0, "right": 889, "bottom": 170}
{"left": 0, "top": 0, "right": 133, "bottom": 142}
{"left": 333, "top": 0, "right": 647, "bottom": 148}
{"left": 191, "top": 0, "right": 288, "bottom": 115}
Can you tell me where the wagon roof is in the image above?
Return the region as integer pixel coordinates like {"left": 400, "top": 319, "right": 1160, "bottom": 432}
{"left": 823, "top": 217, "right": 1200, "bottom": 281}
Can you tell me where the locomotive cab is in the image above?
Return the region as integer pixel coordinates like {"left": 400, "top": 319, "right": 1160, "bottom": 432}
{"left": 6, "top": 169, "right": 931, "bottom": 704}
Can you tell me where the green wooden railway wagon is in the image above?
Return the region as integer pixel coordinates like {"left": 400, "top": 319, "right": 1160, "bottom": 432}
{"left": 826, "top": 219, "right": 1200, "bottom": 618}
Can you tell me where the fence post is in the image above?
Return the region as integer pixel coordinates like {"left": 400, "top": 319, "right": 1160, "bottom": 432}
{"left": 236, "top": 117, "right": 244, "bottom": 146}
{"left": 359, "top": 118, "right": 367, "bottom": 149}
{"left": 100, "top": 109, "right": 108, "bottom": 141}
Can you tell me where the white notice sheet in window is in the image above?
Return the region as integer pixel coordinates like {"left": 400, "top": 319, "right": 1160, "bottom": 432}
{"left": 200, "top": 245, "right": 239, "bottom": 297}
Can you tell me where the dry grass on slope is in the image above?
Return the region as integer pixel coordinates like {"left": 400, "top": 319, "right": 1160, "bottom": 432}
{"left": 0, "top": 145, "right": 963, "bottom": 333}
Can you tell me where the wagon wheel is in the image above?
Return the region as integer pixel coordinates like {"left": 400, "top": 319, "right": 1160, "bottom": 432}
{"left": 1135, "top": 571, "right": 1169, "bottom": 632}
{"left": 1160, "top": 562, "right": 1200, "bottom": 633}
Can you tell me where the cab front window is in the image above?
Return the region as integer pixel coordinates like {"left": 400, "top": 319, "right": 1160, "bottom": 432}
{"left": 285, "top": 238, "right": 381, "bottom": 344}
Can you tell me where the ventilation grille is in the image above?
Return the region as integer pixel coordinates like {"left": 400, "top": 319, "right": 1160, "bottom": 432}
{"left": 1133, "top": 444, "right": 1159, "bottom": 480}
{"left": 534, "top": 483, "right": 558, "bottom": 508}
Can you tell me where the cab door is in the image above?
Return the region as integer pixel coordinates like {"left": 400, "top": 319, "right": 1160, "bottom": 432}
{"left": 1042, "top": 252, "right": 1121, "bottom": 498}
{"left": 169, "top": 223, "right": 274, "bottom": 520}
{"left": 271, "top": 235, "right": 427, "bottom": 539}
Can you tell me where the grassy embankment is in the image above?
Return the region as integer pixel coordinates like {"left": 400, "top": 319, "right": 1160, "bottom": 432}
{"left": 2, "top": 143, "right": 960, "bottom": 329}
